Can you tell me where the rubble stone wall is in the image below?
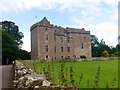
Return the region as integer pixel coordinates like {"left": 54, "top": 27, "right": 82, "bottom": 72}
{"left": 13, "top": 60, "right": 51, "bottom": 89}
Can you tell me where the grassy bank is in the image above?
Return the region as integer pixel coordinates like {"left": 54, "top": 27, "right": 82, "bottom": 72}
{"left": 20, "top": 59, "right": 118, "bottom": 88}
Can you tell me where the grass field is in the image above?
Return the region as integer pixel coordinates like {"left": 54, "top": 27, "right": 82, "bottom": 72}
{"left": 20, "top": 59, "right": 118, "bottom": 88}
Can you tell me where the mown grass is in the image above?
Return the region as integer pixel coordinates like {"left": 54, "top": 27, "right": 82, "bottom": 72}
{"left": 20, "top": 58, "right": 118, "bottom": 88}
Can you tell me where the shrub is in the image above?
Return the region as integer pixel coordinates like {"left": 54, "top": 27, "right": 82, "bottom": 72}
{"left": 102, "top": 50, "right": 109, "bottom": 58}
{"left": 113, "top": 52, "right": 120, "bottom": 57}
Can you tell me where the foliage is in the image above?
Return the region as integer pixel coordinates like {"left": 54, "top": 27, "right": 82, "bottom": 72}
{"left": 2, "top": 21, "right": 24, "bottom": 45}
{"left": 91, "top": 35, "right": 115, "bottom": 57}
{"left": 18, "top": 49, "right": 31, "bottom": 60}
{"left": 2, "top": 30, "right": 19, "bottom": 64}
{"left": 102, "top": 50, "right": 109, "bottom": 58}
{"left": 2, "top": 21, "right": 30, "bottom": 64}
{"left": 90, "top": 35, "right": 99, "bottom": 57}
{"left": 113, "top": 52, "right": 120, "bottom": 57}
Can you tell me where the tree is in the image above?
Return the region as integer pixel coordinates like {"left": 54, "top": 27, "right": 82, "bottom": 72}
{"left": 91, "top": 35, "right": 112, "bottom": 57}
{"left": 18, "top": 49, "right": 31, "bottom": 60}
{"left": 2, "top": 30, "right": 19, "bottom": 64}
{"left": 102, "top": 50, "right": 109, "bottom": 58}
{"left": 97, "top": 39, "right": 111, "bottom": 56}
{"left": 2, "top": 21, "right": 24, "bottom": 64}
{"left": 91, "top": 35, "right": 99, "bottom": 57}
{"left": 2, "top": 21, "right": 24, "bottom": 46}
{"left": 116, "top": 44, "right": 120, "bottom": 52}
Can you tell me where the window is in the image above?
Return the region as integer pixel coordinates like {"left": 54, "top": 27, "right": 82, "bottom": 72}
{"left": 61, "top": 37, "right": 63, "bottom": 42}
{"left": 81, "top": 43, "right": 83, "bottom": 49}
{"left": 61, "top": 56, "right": 63, "bottom": 59}
{"left": 45, "top": 27, "right": 47, "bottom": 31}
{"left": 55, "top": 57, "right": 56, "bottom": 59}
{"left": 45, "top": 35, "right": 48, "bottom": 40}
{"left": 45, "top": 45, "right": 48, "bottom": 52}
{"left": 68, "top": 56, "right": 70, "bottom": 59}
{"left": 54, "top": 36, "right": 56, "bottom": 41}
{"left": 67, "top": 37, "right": 70, "bottom": 43}
{"left": 61, "top": 47, "right": 63, "bottom": 52}
{"left": 46, "top": 55, "right": 48, "bottom": 59}
{"left": 55, "top": 46, "right": 56, "bottom": 52}
{"left": 67, "top": 47, "right": 70, "bottom": 52}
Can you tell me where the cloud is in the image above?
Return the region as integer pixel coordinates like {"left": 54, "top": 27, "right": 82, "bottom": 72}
{"left": 71, "top": 17, "right": 118, "bottom": 46}
{"left": 0, "top": 0, "right": 118, "bottom": 13}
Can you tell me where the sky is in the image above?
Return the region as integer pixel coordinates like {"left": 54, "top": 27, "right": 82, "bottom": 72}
{"left": 1, "top": 0, "right": 119, "bottom": 52}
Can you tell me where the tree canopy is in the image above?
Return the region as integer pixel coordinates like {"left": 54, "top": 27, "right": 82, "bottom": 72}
{"left": 91, "top": 35, "right": 118, "bottom": 57}
{"left": 2, "top": 21, "right": 24, "bottom": 46}
{"left": 2, "top": 21, "right": 30, "bottom": 65}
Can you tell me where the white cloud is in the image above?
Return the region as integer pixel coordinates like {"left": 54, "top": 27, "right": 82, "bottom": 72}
{"left": 0, "top": 0, "right": 119, "bottom": 13}
{"left": 71, "top": 17, "right": 118, "bottom": 46}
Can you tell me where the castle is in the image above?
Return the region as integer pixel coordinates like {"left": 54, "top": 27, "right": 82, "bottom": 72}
{"left": 30, "top": 17, "right": 91, "bottom": 60}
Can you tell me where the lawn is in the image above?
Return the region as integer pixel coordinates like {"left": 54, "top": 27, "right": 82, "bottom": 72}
{"left": 20, "top": 58, "right": 118, "bottom": 88}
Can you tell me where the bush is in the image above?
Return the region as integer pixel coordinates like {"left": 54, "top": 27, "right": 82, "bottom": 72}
{"left": 102, "top": 50, "right": 109, "bottom": 58}
{"left": 113, "top": 52, "right": 120, "bottom": 57}
{"left": 80, "top": 55, "right": 87, "bottom": 59}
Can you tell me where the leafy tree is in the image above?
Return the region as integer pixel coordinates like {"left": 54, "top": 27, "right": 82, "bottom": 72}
{"left": 102, "top": 50, "right": 109, "bottom": 58}
{"left": 2, "top": 21, "right": 24, "bottom": 46}
{"left": 91, "top": 35, "right": 99, "bottom": 57}
{"left": 116, "top": 44, "right": 120, "bottom": 52}
{"left": 18, "top": 49, "right": 31, "bottom": 60}
{"left": 113, "top": 52, "right": 120, "bottom": 57}
{"left": 2, "top": 30, "right": 19, "bottom": 64}
{"left": 97, "top": 39, "right": 111, "bottom": 56}
{"left": 2, "top": 21, "right": 25, "bottom": 64}
{"left": 91, "top": 35, "right": 111, "bottom": 57}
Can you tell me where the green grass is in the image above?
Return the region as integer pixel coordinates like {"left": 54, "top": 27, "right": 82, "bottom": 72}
{"left": 20, "top": 59, "right": 118, "bottom": 88}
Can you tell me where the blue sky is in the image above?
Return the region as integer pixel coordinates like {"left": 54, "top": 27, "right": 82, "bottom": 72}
{"left": 1, "top": 0, "right": 118, "bottom": 52}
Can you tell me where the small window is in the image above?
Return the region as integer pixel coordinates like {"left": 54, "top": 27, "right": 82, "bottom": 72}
{"left": 61, "top": 47, "right": 63, "bottom": 52}
{"left": 45, "top": 27, "right": 47, "bottom": 31}
{"left": 46, "top": 55, "right": 48, "bottom": 59}
{"left": 81, "top": 43, "right": 83, "bottom": 49}
{"left": 61, "top": 37, "right": 63, "bottom": 42}
{"left": 61, "top": 56, "right": 63, "bottom": 59}
{"left": 68, "top": 56, "right": 70, "bottom": 59}
{"left": 45, "top": 35, "right": 48, "bottom": 40}
{"left": 45, "top": 45, "right": 48, "bottom": 52}
{"left": 54, "top": 36, "right": 56, "bottom": 41}
{"left": 55, "top": 46, "right": 56, "bottom": 52}
{"left": 67, "top": 37, "right": 70, "bottom": 43}
{"left": 67, "top": 47, "right": 70, "bottom": 52}
{"left": 55, "top": 57, "right": 56, "bottom": 59}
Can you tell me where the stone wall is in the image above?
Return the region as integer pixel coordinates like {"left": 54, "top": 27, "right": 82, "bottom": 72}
{"left": 13, "top": 61, "right": 51, "bottom": 89}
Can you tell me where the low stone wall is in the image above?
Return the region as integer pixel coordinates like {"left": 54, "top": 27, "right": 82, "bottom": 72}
{"left": 13, "top": 60, "right": 51, "bottom": 89}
